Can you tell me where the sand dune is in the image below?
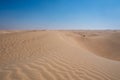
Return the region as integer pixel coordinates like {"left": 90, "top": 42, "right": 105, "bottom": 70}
{"left": 71, "top": 30, "right": 120, "bottom": 61}
{"left": 0, "top": 30, "right": 120, "bottom": 80}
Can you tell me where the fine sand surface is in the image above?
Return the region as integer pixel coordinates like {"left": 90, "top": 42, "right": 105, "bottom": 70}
{"left": 0, "top": 30, "right": 120, "bottom": 80}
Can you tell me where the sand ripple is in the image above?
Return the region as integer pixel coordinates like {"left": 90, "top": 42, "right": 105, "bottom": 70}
{"left": 0, "top": 30, "right": 120, "bottom": 80}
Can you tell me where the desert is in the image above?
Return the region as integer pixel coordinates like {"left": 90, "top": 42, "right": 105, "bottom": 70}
{"left": 0, "top": 30, "right": 120, "bottom": 80}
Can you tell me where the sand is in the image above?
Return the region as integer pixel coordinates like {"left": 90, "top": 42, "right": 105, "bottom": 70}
{"left": 0, "top": 30, "right": 120, "bottom": 80}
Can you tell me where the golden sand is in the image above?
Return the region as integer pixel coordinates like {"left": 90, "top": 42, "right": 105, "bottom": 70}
{"left": 0, "top": 30, "right": 120, "bottom": 80}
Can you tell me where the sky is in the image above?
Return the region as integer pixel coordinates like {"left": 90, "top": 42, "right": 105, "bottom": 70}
{"left": 0, "top": 0, "right": 120, "bottom": 29}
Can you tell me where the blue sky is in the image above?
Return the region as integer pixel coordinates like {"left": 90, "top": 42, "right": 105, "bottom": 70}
{"left": 0, "top": 0, "right": 120, "bottom": 29}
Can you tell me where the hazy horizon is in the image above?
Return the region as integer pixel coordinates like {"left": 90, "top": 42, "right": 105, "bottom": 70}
{"left": 0, "top": 0, "right": 120, "bottom": 29}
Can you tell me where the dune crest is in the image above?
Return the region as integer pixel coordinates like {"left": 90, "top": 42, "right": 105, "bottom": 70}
{"left": 0, "top": 30, "right": 120, "bottom": 80}
{"left": 71, "top": 30, "right": 120, "bottom": 61}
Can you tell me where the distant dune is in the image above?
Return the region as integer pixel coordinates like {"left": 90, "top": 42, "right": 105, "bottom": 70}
{"left": 0, "top": 30, "right": 120, "bottom": 80}
{"left": 71, "top": 30, "right": 120, "bottom": 61}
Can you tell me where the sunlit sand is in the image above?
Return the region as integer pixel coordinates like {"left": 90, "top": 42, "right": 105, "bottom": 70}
{"left": 0, "top": 30, "right": 120, "bottom": 80}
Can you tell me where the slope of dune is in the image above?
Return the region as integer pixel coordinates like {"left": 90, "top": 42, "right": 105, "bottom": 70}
{"left": 0, "top": 30, "right": 120, "bottom": 80}
{"left": 71, "top": 30, "right": 120, "bottom": 61}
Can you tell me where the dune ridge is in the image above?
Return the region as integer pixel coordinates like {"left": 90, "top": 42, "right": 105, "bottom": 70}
{"left": 0, "top": 30, "right": 120, "bottom": 80}
{"left": 71, "top": 30, "right": 120, "bottom": 61}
